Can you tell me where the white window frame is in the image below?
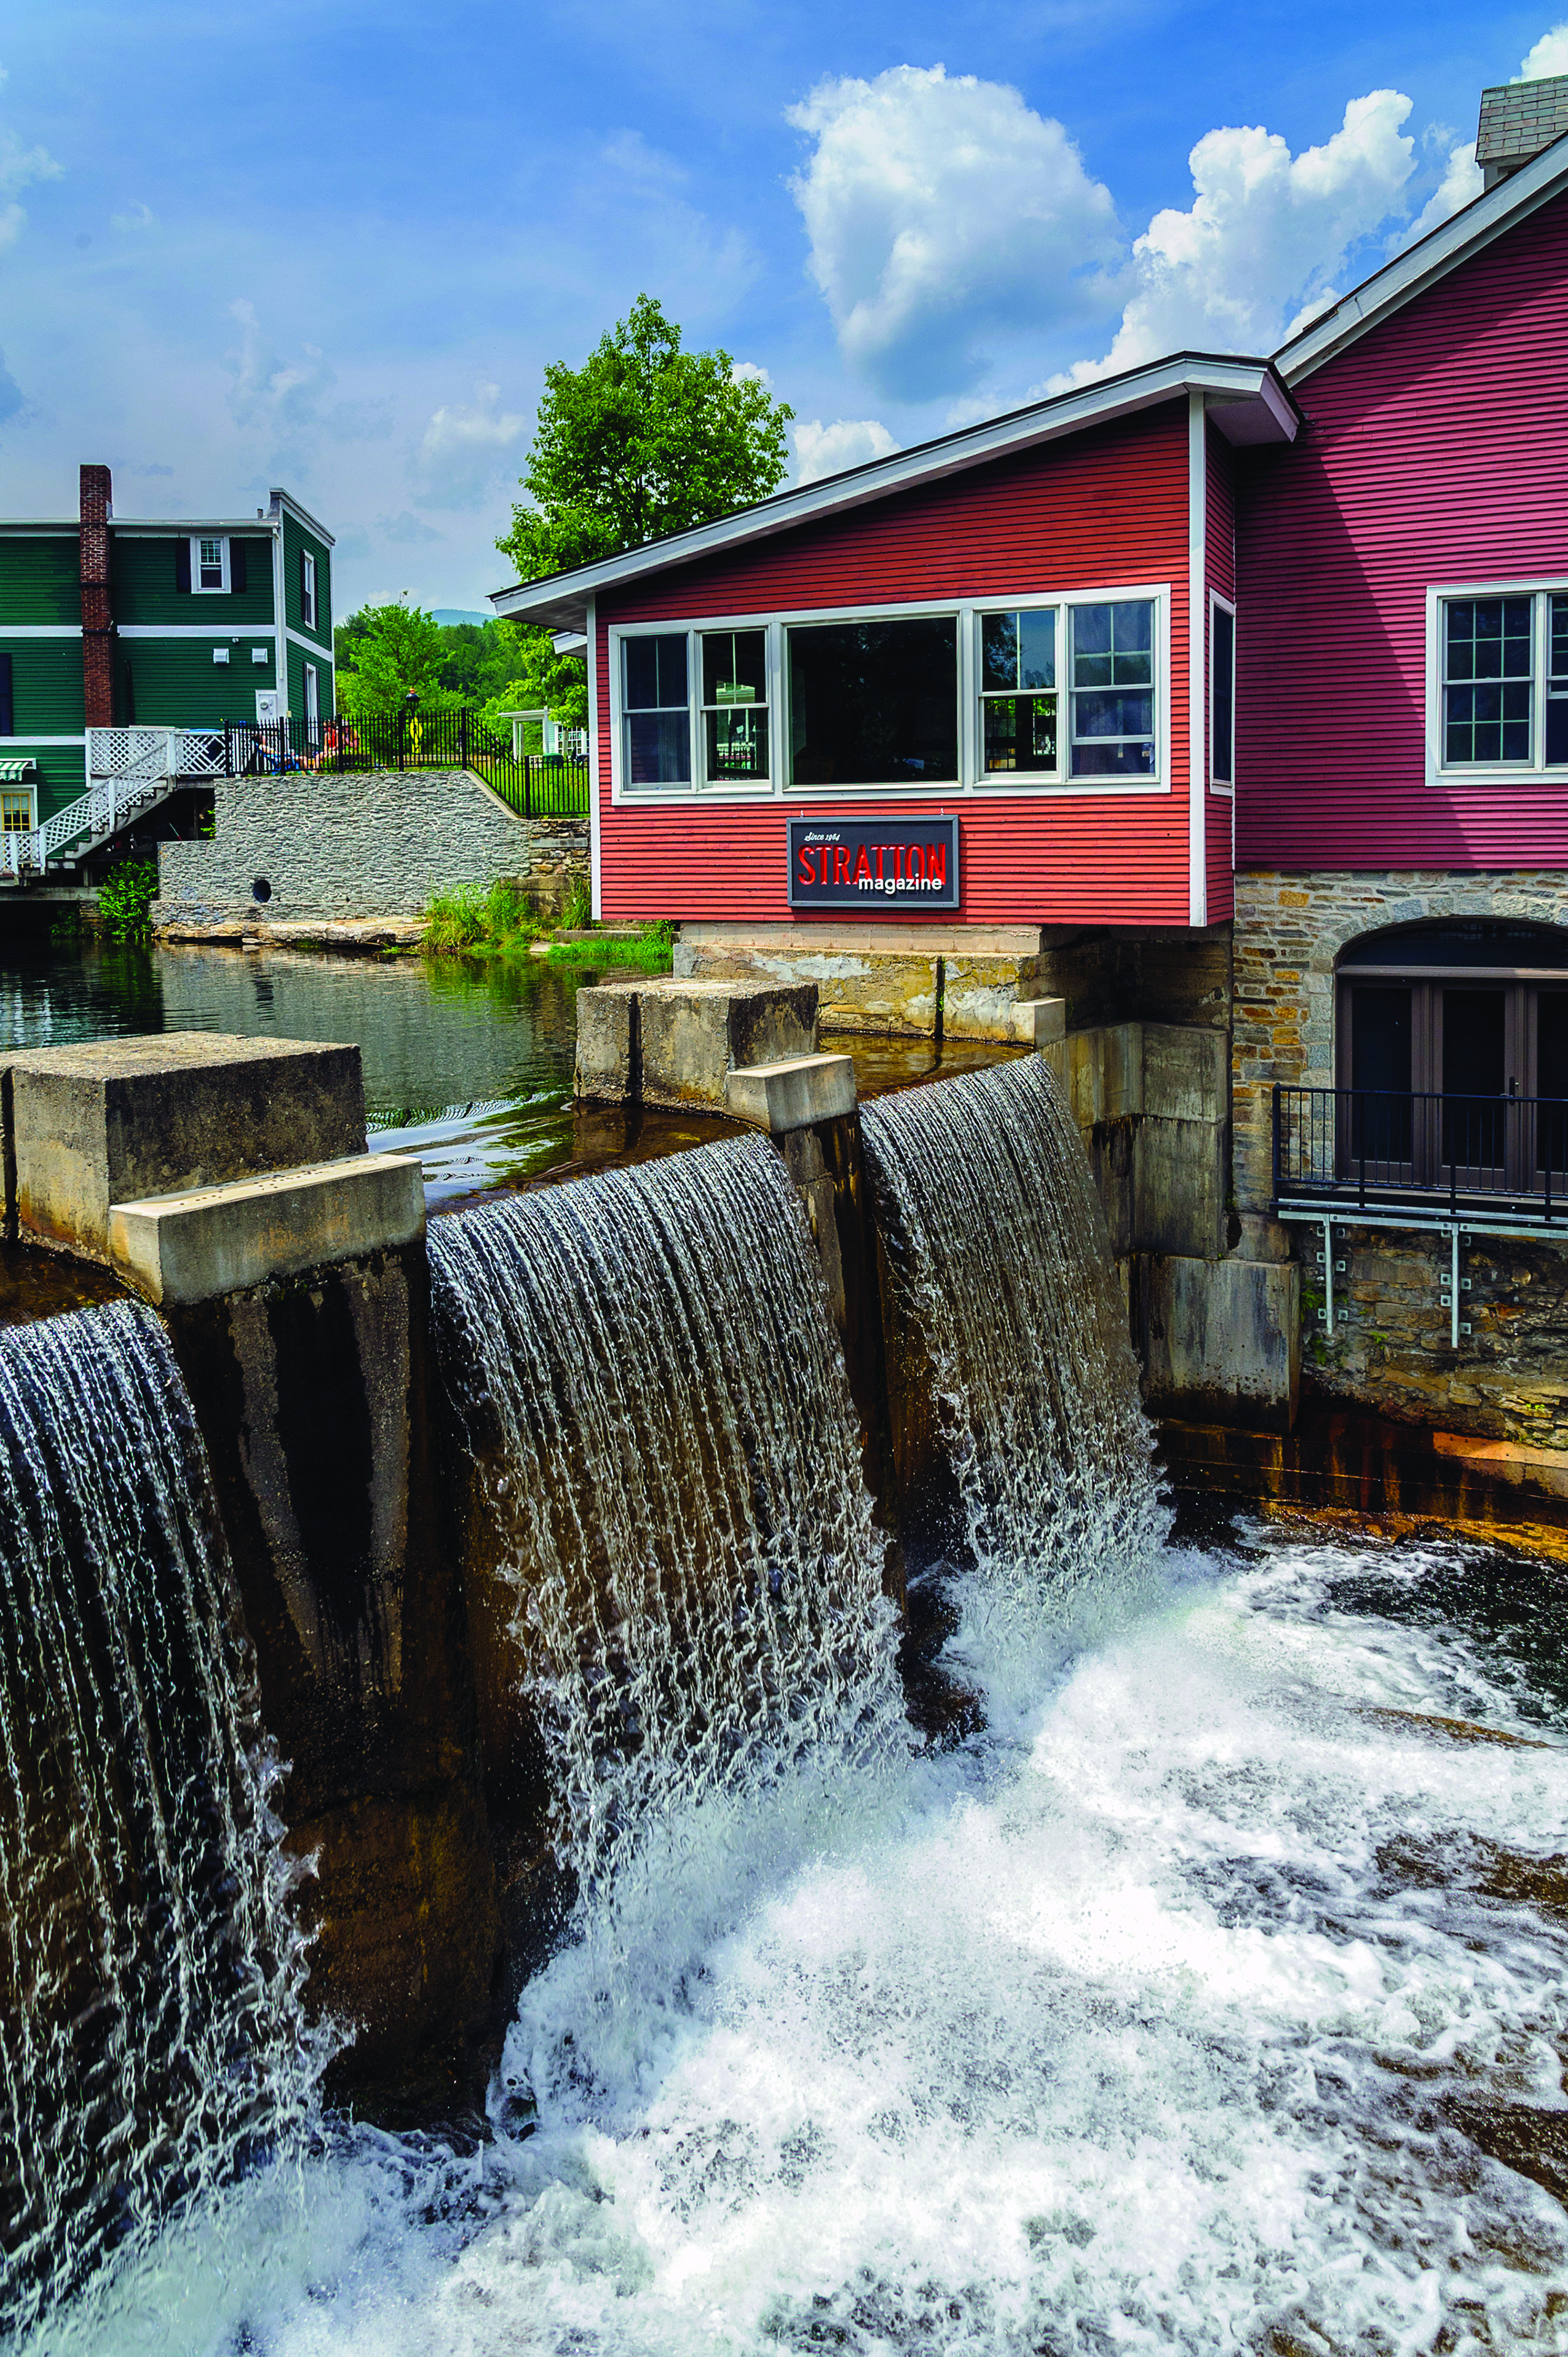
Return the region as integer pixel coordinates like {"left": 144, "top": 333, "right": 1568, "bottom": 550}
{"left": 1209, "top": 590, "right": 1235, "bottom": 796}
{"left": 606, "top": 587, "right": 1171, "bottom": 806}
{"left": 301, "top": 550, "right": 317, "bottom": 629}
{"left": 304, "top": 661, "right": 319, "bottom": 728}
{"left": 973, "top": 603, "right": 1063, "bottom": 785}
{"left": 1425, "top": 578, "right": 1568, "bottom": 784}
{"left": 191, "top": 534, "right": 231, "bottom": 595}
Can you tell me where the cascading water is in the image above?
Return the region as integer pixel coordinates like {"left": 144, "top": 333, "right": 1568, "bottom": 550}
{"left": 428, "top": 1133, "right": 901, "bottom": 1955}
{"left": 0, "top": 1301, "right": 312, "bottom": 2339}
{"left": 861, "top": 1055, "right": 1163, "bottom": 1607}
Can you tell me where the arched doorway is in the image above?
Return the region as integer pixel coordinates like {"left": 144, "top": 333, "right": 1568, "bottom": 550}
{"left": 1336, "top": 918, "right": 1568, "bottom": 1191}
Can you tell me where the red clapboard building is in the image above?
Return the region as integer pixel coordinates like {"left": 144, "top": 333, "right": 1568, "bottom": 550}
{"left": 496, "top": 77, "right": 1568, "bottom": 1451}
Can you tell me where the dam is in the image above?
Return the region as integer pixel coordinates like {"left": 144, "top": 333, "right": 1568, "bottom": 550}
{"left": 2, "top": 978, "right": 1567, "bottom": 2355}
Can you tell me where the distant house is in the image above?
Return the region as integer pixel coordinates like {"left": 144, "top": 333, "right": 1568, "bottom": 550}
{"left": 0, "top": 466, "right": 333, "bottom": 857}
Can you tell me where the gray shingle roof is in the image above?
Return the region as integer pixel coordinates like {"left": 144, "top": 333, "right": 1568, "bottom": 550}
{"left": 1477, "top": 74, "right": 1568, "bottom": 169}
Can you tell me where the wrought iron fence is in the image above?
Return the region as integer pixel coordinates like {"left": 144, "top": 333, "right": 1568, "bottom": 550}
{"left": 1273, "top": 1083, "right": 1568, "bottom": 1218}
{"left": 221, "top": 709, "right": 590, "bottom": 818}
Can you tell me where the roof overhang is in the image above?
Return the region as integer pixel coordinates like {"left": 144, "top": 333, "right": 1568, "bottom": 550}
{"left": 1277, "top": 130, "right": 1568, "bottom": 382}
{"left": 491, "top": 353, "right": 1297, "bottom": 632}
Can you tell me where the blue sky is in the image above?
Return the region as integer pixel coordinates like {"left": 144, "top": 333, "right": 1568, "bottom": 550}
{"left": 2, "top": 1, "right": 1564, "bottom": 614}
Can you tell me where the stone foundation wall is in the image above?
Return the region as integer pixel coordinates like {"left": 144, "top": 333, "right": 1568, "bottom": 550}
{"left": 154, "top": 768, "right": 589, "bottom": 925}
{"left": 1233, "top": 868, "right": 1568, "bottom": 1446}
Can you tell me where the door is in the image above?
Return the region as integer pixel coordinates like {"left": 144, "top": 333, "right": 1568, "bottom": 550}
{"left": 1348, "top": 985, "right": 1416, "bottom": 1181}
{"left": 1535, "top": 990, "right": 1568, "bottom": 1190}
{"left": 1439, "top": 987, "right": 1508, "bottom": 1186}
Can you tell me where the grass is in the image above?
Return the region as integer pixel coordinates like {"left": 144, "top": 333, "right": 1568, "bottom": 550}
{"left": 422, "top": 879, "right": 676, "bottom": 975}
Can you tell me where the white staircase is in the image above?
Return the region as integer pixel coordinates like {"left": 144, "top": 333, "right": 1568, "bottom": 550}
{"left": 1, "top": 729, "right": 228, "bottom": 880}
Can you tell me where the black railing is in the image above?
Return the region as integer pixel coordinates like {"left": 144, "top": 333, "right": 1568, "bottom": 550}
{"left": 219, "top": 710, "right": 590, "bottom": 819}
{"left": 1273, "top": 1084, "right": 1568, "bottom": 1218}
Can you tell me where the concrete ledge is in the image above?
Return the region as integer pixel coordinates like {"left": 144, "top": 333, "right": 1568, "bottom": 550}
{"left": 725, "top": 1053, "right": 857, "bottom": 1134}
{"left": 575, "top": 978, "right": 818, "bottom": 1109}
{"left": 6, "top": 1032, "right": 366, "bottom": 1261}
{"left": 1011, "top": 997, "right": 1067, "bottom": 1048}
{"left": 108, "top": 1153, "right": 426, "bottom": 1305}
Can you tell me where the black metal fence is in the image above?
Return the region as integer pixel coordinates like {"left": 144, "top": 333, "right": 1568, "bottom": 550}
{"left": 1273, "top": 1083, "right": 1568, "bottom": 1218}
{"left": 217, "top": 709, "right": 590, "bottom": 819}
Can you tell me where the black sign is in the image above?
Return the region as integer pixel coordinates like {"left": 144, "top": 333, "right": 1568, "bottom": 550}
{"left": 789, "top": 815, "right": 960, "bottom": 911}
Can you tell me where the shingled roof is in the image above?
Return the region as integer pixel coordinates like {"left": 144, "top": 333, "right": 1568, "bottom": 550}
{"left": 1477, "top": 74, "right": 1568, "bottom": 186}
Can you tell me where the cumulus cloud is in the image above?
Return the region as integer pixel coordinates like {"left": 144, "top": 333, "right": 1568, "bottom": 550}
{"left": 0, "top": 73, "right": 62, "bottom": 252}
{"left": 1398, "top": 140, "right": 1483, "bottom": 248}
{"left": 110, "top": 200, "right": 157, "bottom": 233}
{"left": 1048, "top": 91, "right": 1419, "bottom": 387}
{"left": 788, "top": 64, "right": 1117, "bottom": 402}
{"left": 794, "top": 418, "right": 898, "bottom": 481}
{"left": 1518, "top": 22, "right": 1568, "bottom": 77}
{"left": 227, "top": 299, "right": 390, "bottom": 446}
{"left": 731, "top": 360, "right": 774, "bottom": 387}
{"left": 413, "top": 382, "right": 528, "bottom": 510}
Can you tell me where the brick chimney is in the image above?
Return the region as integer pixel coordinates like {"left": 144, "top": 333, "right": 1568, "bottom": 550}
{"left": 79, "top": 462, "right": 114, "bottom": 729}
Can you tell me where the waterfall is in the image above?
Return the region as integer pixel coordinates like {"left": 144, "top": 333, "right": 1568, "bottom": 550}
{"left": 428, "top": 1136, "right": 900, "bottom": 1936}
{"left": 0, "top": 1301, "right": 312, "bottom": 2338}
{"left": 861, "top": 1056, "right": 1162, "bottom": 1598}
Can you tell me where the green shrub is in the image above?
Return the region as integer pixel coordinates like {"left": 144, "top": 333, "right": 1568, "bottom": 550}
{"left": 423, "top": 876, "right": 547, "bottom": 957}
{"left": 95, "top": 859, "right": 160, "bottom": 943}
{"left": 559, "top": 874, "right": 592, "bottom": 932}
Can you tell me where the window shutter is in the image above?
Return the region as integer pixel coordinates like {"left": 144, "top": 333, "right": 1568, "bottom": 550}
{"left": 0, "top": 654, "right": 12, "bottom": 737}
{"left": 176, "top": 539, "right": 191, "bottom": 592}
{"left": 230, "top": 540, "right": 247, "bottom": 593}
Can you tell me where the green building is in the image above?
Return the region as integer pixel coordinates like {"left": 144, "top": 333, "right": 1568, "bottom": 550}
{"left": 0, "top": 465, "right": 333, "bottom": 868}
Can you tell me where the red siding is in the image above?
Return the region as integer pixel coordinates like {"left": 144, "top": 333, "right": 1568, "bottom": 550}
{"left": 595, "top": 402, "right": 1195, "bottom": 927}
{"left": 1205, "top": 422, "right": 1237, "bottom": 923}
{"left": 1236, "top": 188, "right": 1568, "bottom": 872}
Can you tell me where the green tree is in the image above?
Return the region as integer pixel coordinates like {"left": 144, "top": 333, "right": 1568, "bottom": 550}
{"left": 498, "top": 293, "right": 793, "bottom": 584}
{"left": 435, "top": 617, "right": 529, "bottom": 705}
{"left": 478, "top": 627, "right": 589, "bottom": 736}
{"left": 338, "top": 604, "right": 461, "bottom": 717}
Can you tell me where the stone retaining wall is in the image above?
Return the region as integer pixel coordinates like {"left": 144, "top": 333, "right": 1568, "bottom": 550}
{"left": 1233, "top": 868, "right": 1568, "bottom": 1446}
{"left": 154, "top": 767, "right": 589, "bottom": 926}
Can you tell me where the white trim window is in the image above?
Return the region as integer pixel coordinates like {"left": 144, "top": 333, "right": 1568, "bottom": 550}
{"left": 1, "top": 788, "right": 34, "bottom": 836}
{"left": 304, "top": 661, "right": 320, "bottom": 729}
{"left": 1428, "top": 582, "right": 1568, "bottom": 777}
{"left": 1210, "top": 592, "right": 1235, "bottom": 790}
{"left": 978, "top": 607, "right": 1058, "bottom": 778}
{"left": 192, "top": 534, "right": 230, "bottom": 593}
{"left": 608, "top": 588, "right": 1170, "bottom": 802}
{"left": 301, "top": 550, "right": 317, "bottom": 630}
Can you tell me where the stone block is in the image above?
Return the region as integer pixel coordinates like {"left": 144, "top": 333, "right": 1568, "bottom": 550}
{"left": 1130, "top": 1115, "right": 1231, "bottom": 1260}
{"left": 1142, "top": 1251, "right": 1301, "bottom": 1432}
{"left": 577, "top": 978, "right": 818, "bottom": 1109}
{"left": 7, "top": 1032, "right": 366, "bottom": 1261}
{"left": 942, "top": 953, "right": 1049, "bottom": 1041}
{"left": 676, "top": 938, "right": 939, "bottom": 1036}
{"left": 1010, "top": 997, "right": 1067, "bottom": 1048}
{"left": 108, "top": 1152, "right": 426, "bottom": 1305}
{"left": 725, "top": 1053, "right": 857, "bottom": 1134}
{"left": 573, "top": 983, "right": 639, "bottom": 1105}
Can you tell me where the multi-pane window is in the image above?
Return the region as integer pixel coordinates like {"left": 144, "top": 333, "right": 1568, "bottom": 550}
{"left": 198, "top": 536, "right": 226, "bottom": 591}
{"left": 979, "top": 609, "right": 1057, "bottom": 775}
{"left": 624, "top": 633, "right": 691, "bottom": 786}
{"left": 702, "top": 630, "right": 769, "bottom": 783}
{"left": 1, "top": 791, "right": 31, "bottom": 834}
{"left": 1439, "top": 590, "right": 1568, "bottom": 769}
{"left": 1071, "top": 600, "right": 1155, "bottom": 775}
{"left": 1550, "top": 594, "right": 1568, "bottom": 767}
{"left": 1443, "top": 597, "right": 1532, "bottom": 763}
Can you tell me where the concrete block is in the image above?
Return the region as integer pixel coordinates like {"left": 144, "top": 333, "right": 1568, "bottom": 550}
{"left": 1010, "top": 997, "right": 1067, "bottom": 1048}
{"left": 725, "top": 1053, "right": 857, "bottom": 1133}
{"left": 7, "top": 1032, "right": 366, "bottom": 1262}
{"left": 573, "top": 984, "right": 639, "bottom": 1105}
{"left": 1131, "top": 1116, "right": 1231, "bottom": 1260}
{"left": 1141, "top": 1023, "right": 1229, "bottom": 1123}
{"left": 1142, "top": 1252, "right": 1301, "bottom": 1432}
{"left": 108, "top": 1153, "right": 426, "bottom": 1305}
{"left": 941, "top": 953, "right": 1050, "bottom": 1042}
{"left": 577, "top": 978, "right": 818, "bottom": 1109}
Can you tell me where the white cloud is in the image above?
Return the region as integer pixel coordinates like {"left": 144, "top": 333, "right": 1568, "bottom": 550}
{"left": 414, "top": 381, "right": 528, "bottom": 510}
{"left": 731, "top": 360, "right": 774, "bottom": 387}
{"left": 1398, "top": 140, "right": 1483, "bottom": 248}
{"left": 794, "top": 417, "right": 898, "bottom": 482}
{"left": 0, "top": 77, "right": 61, "bottom": 254}
{"left": 379, "top": 509, "right": 445, "bottom": 545}
{"left": 1518, "top": 22, "right": 1568, "bottom": 77}
{"left": 1049, "top": 91, "right": 1419, "bottom": 388}
{"left": 110, "top": 200, "right": 157, "bottom": 233}
{"left": 226, "top": 299, "right": 390, "bottom": 448}
{"left": 787, "top": 63, "right": 1117, "bottom": 402}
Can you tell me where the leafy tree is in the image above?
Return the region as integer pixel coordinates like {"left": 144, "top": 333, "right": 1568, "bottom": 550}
{"left": 498, "top": 293, "right": 793, "bottom": 583}
{"left": 478, "top": 627, "right": 589, "bottom": 736}
{"left": 338, "top": 604, "right": 462, "bottom": 717}
{"left": 435, "top": 617, "right": 529, "bottom": 705}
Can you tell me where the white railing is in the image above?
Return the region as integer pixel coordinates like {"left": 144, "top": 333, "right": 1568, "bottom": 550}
{"left": 1, "top": 727, "right": 225, "bottom": 877}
